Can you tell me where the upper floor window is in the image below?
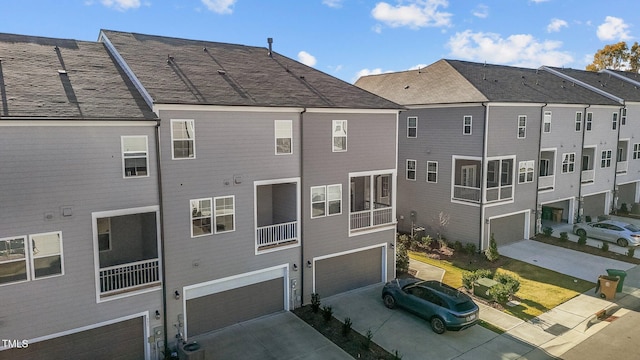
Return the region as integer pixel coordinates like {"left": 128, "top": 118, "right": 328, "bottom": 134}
{"left": 311, "top": 184, "right": 342, "bottom": 218}
{"left": 406, "top": 160, "right": 417, "bottom": 180}
{"left": 407, "top": 117, "right": 417, "bottom": 138}
{"left": 0, "top": 237, "right": 27, "bottom": 285}
{"left": 463, "top": 116, "right": 472, "bottom": 135}
{"left": 191, "top": 198, "right": 212, "bottom": 237}
{"left": 171, "top": 119, "right": 195, "bottom": 159}
{"left": 543, "top": 111, "right": 552, "bottom": 133}
{"left": 332, "top": 120, "right": 347, "bottom": 152}
{"left": 586, "top": 113, "right": 593, "bottom": 131}
{"left": 122, "top": 136, "right": 149, "bottom": 178}
{"left": 275, "top": 120, "right": 292, "bottom": 155}
{"left": 0, "top": 232, "right": 64, "bottom": 286}
{"left": 426, "top": 161, "right": 438, "bottom": 183}
{"left": 575, "top": 112, "right": 582, "bottom": 132}
{"left": 562, "top": 153, "right": 575, "bottom": 173}
{"left": 601, "top": 150, "right": 612, "bottom": 168}
{"left": 97, "top": 218, "right": 111, "bottom": 252}
{"left": 518, "top": 160, "right": 535, "bottom": 183}
{"left": 612, "top": 113, "right": 618, "bottom": 131}
{"left": 621, "top": 108, "right": 627, "bottom": 125}
{"left": 634, "top": 144, "right": 640, "bottom": 160}
{"left": 30, "top": 232, "right": 63, "bottom": 280}
{"left": 214, "top": 196, "right": 235, "bottom": 233}
{"left": 517, "top": 115, "right": 527, "bottom": 138}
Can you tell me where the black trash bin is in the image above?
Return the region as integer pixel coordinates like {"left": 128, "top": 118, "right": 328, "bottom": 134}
{"left": 606, "top": 269, "right": 627, "bottom": 293}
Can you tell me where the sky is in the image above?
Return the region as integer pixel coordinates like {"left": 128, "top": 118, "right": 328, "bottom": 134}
{"left": 1, "top": 0, "right": 638, "bottom": 83}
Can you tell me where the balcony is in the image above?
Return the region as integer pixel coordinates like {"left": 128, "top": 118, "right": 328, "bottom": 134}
{"left": 256, "top": 221, "right": 298, "bottom": 251}
{"left": 453, "top": 185, "right": 480, "bottom": 202}
{"left": 255, "top": 180, "right": 299, "bottom": 252}
{"left": 581, "top": 170, "right": 595, "bottom": 183}
{"left": 100, "top": 259, "right": 160, "bottom": 297}
{"left": 486, "top": 185, "right": 513, "bottom": 202}
{"left": 617, "top": 161, "right": 628, "bottom": 174}
{"left": 538, "top": 175, "right": 555, "bottom": 190}
{"left": 350, "top": 173, "right": 394, "bottom": 232}
{"left": 350, "top": 207, "right": 393, "bottom": 230}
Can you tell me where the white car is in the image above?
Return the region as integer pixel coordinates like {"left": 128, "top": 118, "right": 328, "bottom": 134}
{"left": 573, "top": 220, "right": 640, "bottom": 247}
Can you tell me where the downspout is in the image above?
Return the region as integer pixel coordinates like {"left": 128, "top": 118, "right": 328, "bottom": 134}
{"left": 534, "top": 103, "right": 547, "bottom": 235}
{"left": 577, "top": 104, "right": 591, "bottom": 222}
{"left": 479, "top": 103, "right": 488, "bottom": 252}
{"left": 612, "top": 104, "right": 625, "bottom": 213}
{"left": 298, "top": 107, "right": 306, "bottom": 308}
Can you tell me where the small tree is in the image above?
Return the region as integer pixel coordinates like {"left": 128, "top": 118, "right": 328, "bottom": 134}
{"left": 559, "top": 232, "right": 569, "bottom": 242}
{"left": 601, "top": 242, "right": 610, "bottom": 252}
{"left": 311, "top": 293, "right": 321, "bottom": 313}
{"left": 542, "top": 226, "right": 553, "bottom": 237}
{"left": 627, "top": 247, "right": 635, "bottom": 258}
{"left": 321, "top": 305, "right": 333, "bottom": 322}
{"left": 485, "top": 233, "right": 500, "bottom": 262}
{"left": 396, "top": 242, "right": 410, "bottom": 274}
{"left": 578, "top": 233, "right": 587, "bottom": 246}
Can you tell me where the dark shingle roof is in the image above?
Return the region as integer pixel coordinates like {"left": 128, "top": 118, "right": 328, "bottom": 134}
{"left": 355, "top": 59, "right": 620, "bottom": 106}
{"left": 546, "top": 67, "right": 640, "bottom": 102}
{"left": 0, "top": 32, "right": 156, "bottom": 120}
{"left": 100, "top": 30, "right": 401, "bottom": 110}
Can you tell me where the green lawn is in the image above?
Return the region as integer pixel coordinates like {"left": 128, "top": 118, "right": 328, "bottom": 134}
{"left": 409, "top": 251, "right": 595, "bottom": 320}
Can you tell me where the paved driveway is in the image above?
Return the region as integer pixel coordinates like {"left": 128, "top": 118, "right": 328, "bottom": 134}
{"left": 324, "top": 284, "right": 551, "bottom": 360}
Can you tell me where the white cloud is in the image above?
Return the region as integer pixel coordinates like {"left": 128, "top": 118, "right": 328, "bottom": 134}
{"left": 298, "top": 51, "right": 317, "bottom": 67}
{"left": 323, "top": 0, "right": 344, "bottom": 8}
{"left": 201, "top": 0, "right": 236, "bottom": 14}
{"left": 371, "top": 0, "right": 452, "bottom": 30}
{"left": 530, "top": 0, "right": 550, "bottom": 3}
{"left": 597, "top": 16, "right": 632, "bottom": 41}
{"left": 547, "top": 18, "right": 568, "bottom": 33}
{"left": 355, "top": 68, "right": 384, "bottom": 79}
{"left": 100, "top": 0, "right": 141, "bottom": 11}
{"left": 472, "top": 4, "right": 489, "bottom": 19}
{"left": 447, "top": 30, "right": 573, "bottom": 68}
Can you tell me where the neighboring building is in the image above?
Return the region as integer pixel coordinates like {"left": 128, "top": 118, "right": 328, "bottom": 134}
{"left": 0, "top": 34, "right": 162, "bottom": 359}
{"left": 356, "top": 59, "right": 622, "bottom": 250}
{"left": 99, "top": 30, "right": 401, "bottom": 349}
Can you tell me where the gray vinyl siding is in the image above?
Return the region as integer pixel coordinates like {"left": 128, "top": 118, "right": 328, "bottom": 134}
{"left": 617, "top": 103, "right": 640, "bottom": 186}
{"left": 582, "top": 106, "right": 621, "bottom": 196}
{"left": 0, "top": 124, "right": 162, "bottom": 343}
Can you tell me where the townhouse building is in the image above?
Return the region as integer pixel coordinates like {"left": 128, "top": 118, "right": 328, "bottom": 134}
{"left": 0, "top": 34, "right": 163, "bottom": 359}
{"left": 98, "top": 30, "right": 401, "bottom": 352}
{"left": 356, "top": 59, "right": 623, "bottom": 250}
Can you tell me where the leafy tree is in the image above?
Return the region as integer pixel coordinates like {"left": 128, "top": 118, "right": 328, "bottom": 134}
{"left": 586, "top": 41, "right": 640, "bottom": 72}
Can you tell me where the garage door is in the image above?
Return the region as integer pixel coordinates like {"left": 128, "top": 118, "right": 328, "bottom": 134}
{"left": 186, "top": 278, "right": 284, "bottom": 336}
{"left": 583, "top": 193, "right": 606, "bottom": 219}
{"left": 315, "top": 247, "right": 383, "bottom": 298}
{"left": 490, "top": 214, "right": 525, "bottom": 246}
{"left": 0, "top": 317, "right": 144, "bottom": 360}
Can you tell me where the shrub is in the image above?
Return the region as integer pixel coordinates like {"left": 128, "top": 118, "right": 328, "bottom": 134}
{"left": 493, "top": 272, "right": 521, "bottom": 295}
{"left": 436, "top": 237, "right": 447, "bottom": 249}
{"left": 311, "top": 293, "right": 321, "bottom": 313}
{"left": 362, "top": 329, "right": 373, "bottom": 349}
{"left": 601, "top": 242, "right": 609, "bottom": 252}
{"left": 578, "top": 233, "right": 587, "bottom": 246}
{"left": 559, "top": 232, "right": 569, "bottom": 242}
{"left": 464, "top": 243, "right": 477, "bottom": 255}
{"left": 321, "top": 305, "right": 333, "bottom": 322}
{"left": 392, "top": 350, "right": 403, "bottom": 360}
{"left": 585, "top": 215, "right": 592, "bottom": 222}
{"left": 542, "top": 226, "right": 553, "bottom": 237}
{"left": 488, "top": 283, "right": 511, "bottom": 303}
{"left": 397, "top": 234, "right": 410, "bottom": 248}
{"left": 453, "top": 241, "right": 463, "bottom": 253}
{"left": 461, "top": 269, "right": 493, "bottom": 290}
{"left": 627, "top": 247, "right": 635, "bottom": 258}
{"left": 620, "top": 203, "right": 629, "bottom": 214}
{"left": 396, "top": 242, "right": 410, "bottom": 274}
{"left": 420, "top": 235, "right": 433, "bottom": 249}
{"left": 485, "top": 233, "right": 500, "bottom": 262}
{"left": 342, "top": 317, "right": 352, "bottom": 336}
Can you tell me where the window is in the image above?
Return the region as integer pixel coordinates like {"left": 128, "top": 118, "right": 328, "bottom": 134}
{"left": 426, "top": 161, "right": 438, "bottom": 183}
{"left": 517, "top": 115, "right": 527, "bottom": 138}
{"left": 406, "top": 160, "right": 417, "bottom": 180}
{"left": 311, "top": 184, "right": 342, "bottom": 218}
{"left": 539, "top": 159, "right": 550, "bottom": 176}
{"left": 171, "top": 119, "right": 195, "bottom": 159}
{"left": 191, "top": 198, "right": 212, "bottom": 237}
{"left": 562, "top": 153, "right": 575, "bottom": 173}
{"left": 575, "top": 112, "right": 582, "bottom": 131}
{"left": 350, "top": 172, "right": 394, "bottom": 231}
{"left": 518, "top": 160, "right": 535, "bottom": 183}
{"left": 30, "top": 232, "right": 63, "bottom": 279}
{"left": 618, "top": 147, "right": 626, "bottom": 162}
{"left": 332, "top": 120, "right": 347, "bottom": 152}
{"left": 634, "top": 144, "right": 640, "bottom": 160}
{"left": 612, "top": 113, "right": 618, "bottom": 131}
{"left": 0, "top": 237, "right": 27, "bottom": 285}
{"left": 601, "top": 150, "right": 612, "bottom": 168}
{"left": 214, "top": 196, "right": 235, "bottom": 233}
{"left": 407, "top": 117, "right": 417, "bottom": 138}
{"left": 122, "top": 136, "right": 148, "bottom": 178}
{"left": 543, "top": 112, "right": 551, "bottom": 133}
{"left": 621, "top": 108, "right": 627, "bottom": 125}
{"left": 586, "top": 112, "right": 592, "bottom": 131}
{"left": 486, "top": 158, "right": 514, "bottom": 202}
{"left": 275, "top": 120, "right": 292, "bottom": 155}
{"left": 97, "top": 218, "right": 111, "bottom": 251}
{"left": 463, "top": 116, "right": 472, "bottom": 135}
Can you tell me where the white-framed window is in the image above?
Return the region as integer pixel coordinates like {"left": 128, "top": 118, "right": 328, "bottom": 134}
{"left": 601, "top": 150, "right": 612, "bottom": 168}
{"left": 29, "top": 232, "right": 63, "bottom": 280}
{"left": 518, "top": 160, "right": 535, "bottom": 183}
{"left": 463, "top": 115, "right": 472, "bottom": 135}
{"left": 575, "top": 112, "right": 582, "bottom": 132}
{"left": 190, "top": 198, "right": 212, "bottom": 237}
{"left": 612, "top": 113, "right": 618, "bottom": 131}
{"left": 543, "top": 111, "right": 551, "bottom": 133}
{"left": 121, "top": 136, "right": 149, "bottom": 178}
{"left": 332, "top": 120, "right": 347, "bottom": 152}
{"left": 621, "top": 108, "right": 627, "bottom": 125}
{"left": 586, "top": 112, "right": 593, "bottom": 131}
{"left": 539, "top": 159, "right": 550, "bottom": 176}
{"left": 407, "top": 116, "right": 417, "bottom": 138}
{"left": 311, "top": 184, "right": 342, "bottom": 218}
{"left": 634, "top": 144, "right": 640, "bottom": 160}
{"left": 171, "top": 119, "right": 195, "bottom": 159}
{"left": 426, "top": 161, "right": 438, "bottom": 183}
{"left": 275, "top": 120, "right": 292, "bottom": 155}
{"left": 562, "top": 153, "right": 575, "bottom": 173}
{"left": 517, "top": 115, "right": 527, "bottom": 138}
{"left": 214, "top": 196, "right": 235, "bottom": 233}
{"left": 97, "top": 218, "right": 111, "bottom": 252}
{"left": 0, "top": 236, "right": 28, "bottom": 286}
{"left": 406, "top": 159, "right": 417, "bottom": 180}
